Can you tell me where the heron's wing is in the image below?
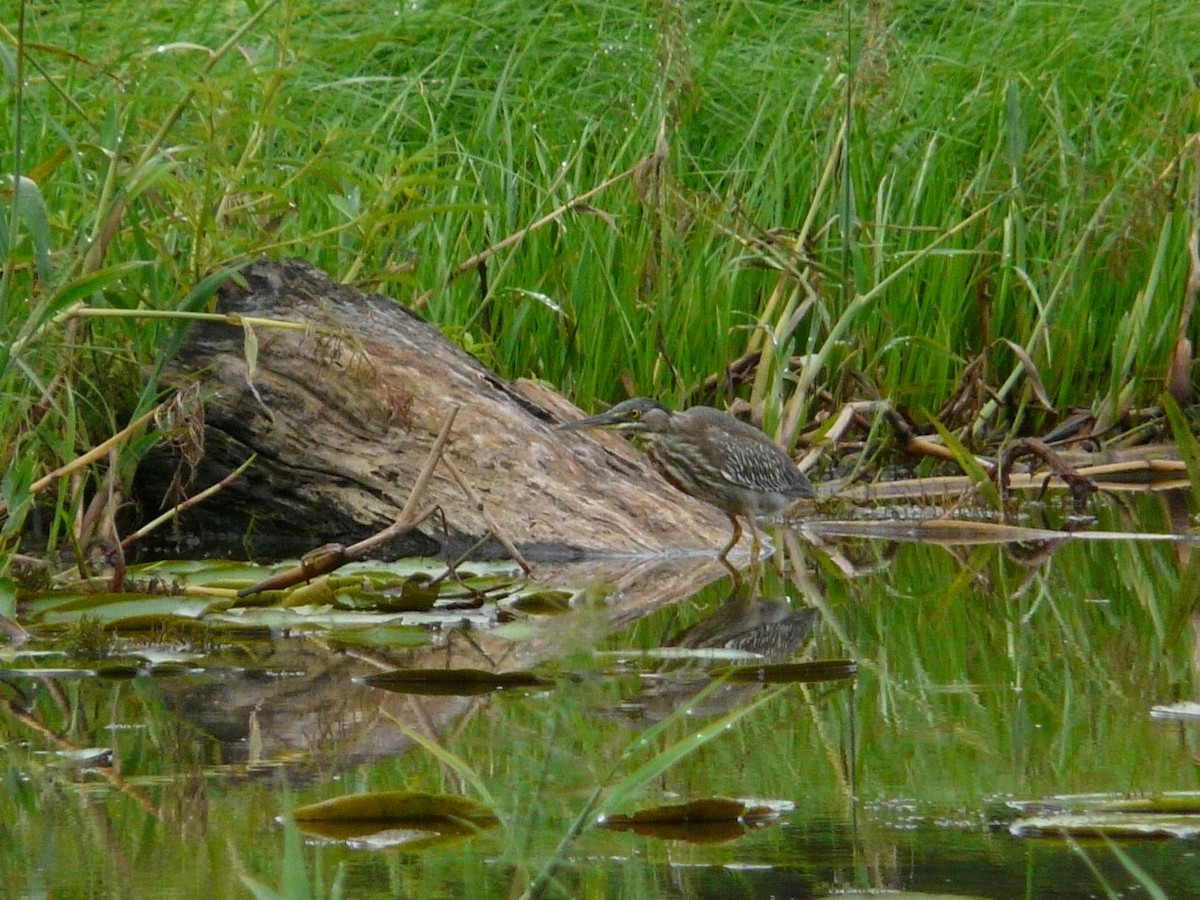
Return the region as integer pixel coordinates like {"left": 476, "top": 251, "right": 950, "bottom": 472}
{"left": 706, "top": 429, "right": 802, "bottom": 492}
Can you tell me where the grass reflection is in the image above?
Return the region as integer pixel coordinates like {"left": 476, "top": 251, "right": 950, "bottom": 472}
{"left": 2, "top": 497, "right": 1198, "bottom": 897}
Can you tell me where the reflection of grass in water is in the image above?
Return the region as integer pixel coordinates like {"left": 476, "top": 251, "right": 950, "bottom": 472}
{"left": 239, "top": 791, "right": 323, "bottom": 900}
{"left": 3, "top": 499, "right": 1198, "bottom": 896}
{"left": 380, "top": 522, "right": 1190, "bottom": 894}
{"left": 1100, "top": 836, "right": 1170, "bottom": 900}
{"left": 385, "top": 670, "right": 791, "bottom": 899}
{"left": 810, "top": 519, "right": 1193, "bottom": 798}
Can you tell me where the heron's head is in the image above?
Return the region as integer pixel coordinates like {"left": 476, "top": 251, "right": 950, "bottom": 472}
{"left": 559, "top": 397, "right": 672, "bottom": 435}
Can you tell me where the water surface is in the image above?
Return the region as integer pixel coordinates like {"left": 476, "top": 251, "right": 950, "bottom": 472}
{"left": 3, "top": 493, "right": 1197, "bottom": 898}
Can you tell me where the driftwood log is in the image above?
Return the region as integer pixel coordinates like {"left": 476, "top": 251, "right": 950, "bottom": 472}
{"left": 136, "top": 257, "right": 731, "bottom": 561}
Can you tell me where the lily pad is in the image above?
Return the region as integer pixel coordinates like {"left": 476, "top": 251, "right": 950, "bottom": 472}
{"left": 356, "top": 668, "right": 553, "bottom": 696}
{"left": 95, "top": 661, "right": 150, "bottom": 679}
{"left": 995, "top": 791, "right": 1200, "bottom": 840}
{"left": 42, "top": 747, "right": 113, "bottom": 768}
{"left": 28, "top": 595, "right": 229, "bottom": 628}
{"left": 709, "top": 659, "right": 859, "bottom": 684}
{"left": 209, "top": 608, "right": 407, "bottom": 632}
{"left": 292, "top": 791, "right": 496, "bottom": 825}
{"left": 325, "top": 624, "right": 431, "bottom": 650}
{"left": 1150, "top": 701, "right": 1200, "bottom": 722}
{"left": 508, "top": 590, "right": 573, "bottom": 614}
{"left": 597, "top": 818, "right": 750, "bottom": 844}
{"left": 129, "top": 559, "right": 287, "bottom": 588}
{"left": 600, "top": 797, "right": 794, "bottom": 843}
{"left": 335, "top": 573, "right": 440, "bottom": 612}
{"left": 282, "top": 578, "right": 339, "bottom": 609}
{"left": 603, "top": 796, "right": 793, "bottom": 825}
{"left": 1009, "top": 812, "right": 1200, "bottom": 840}
{"left": 998, "top": 791, "right": 1200, "bottom": 817}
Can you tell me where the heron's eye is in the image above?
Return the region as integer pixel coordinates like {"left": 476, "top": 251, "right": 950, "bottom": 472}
{"left": 629, "top": 409, "right": 641, "bottom": 420}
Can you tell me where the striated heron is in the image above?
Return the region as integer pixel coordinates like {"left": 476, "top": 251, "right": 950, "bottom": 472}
{"left": 560, "top": 398, "right": 815, "bottom": 560}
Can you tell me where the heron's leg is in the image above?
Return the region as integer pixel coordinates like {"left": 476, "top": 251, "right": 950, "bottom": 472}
{"left": 718, "top": 516, "right": 746, "bottom": 587}
{"left": 718, "top": 514, "right": 743, "bottom": 561}
{"left": 746, "top": 517, "right": 763, "bottom": 564}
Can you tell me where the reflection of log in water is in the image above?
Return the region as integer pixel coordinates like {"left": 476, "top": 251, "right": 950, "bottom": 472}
{"left": 127, "top": 258, "right": 820, "bottom": 774}
{"left": 157, "top": 552, "right": 744, "bottom": 777}
{"left": 135, "top": 257, "right": 730, "bottom": 561}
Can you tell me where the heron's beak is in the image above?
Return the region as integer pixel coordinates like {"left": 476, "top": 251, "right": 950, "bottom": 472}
{"left": 557, "top": 410, "right": 622, "bottom": 431}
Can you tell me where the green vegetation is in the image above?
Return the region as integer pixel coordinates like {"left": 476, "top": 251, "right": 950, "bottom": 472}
{"left": 4, "top": 5, "right": 1199, "bottom": 894}
{"left": 3, "top": 0, "right": 1200, "bottom": 564}
{"left": 1, "top": 0, "right": 1198, "bottom": 550}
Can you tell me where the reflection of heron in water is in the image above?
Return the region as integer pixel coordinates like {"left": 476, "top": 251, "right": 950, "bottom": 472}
{"left": 615, "top": 595, "right": 820, "bottom": 724}
{"left": 669, "top": 593, "right": 820, "bottom": 659}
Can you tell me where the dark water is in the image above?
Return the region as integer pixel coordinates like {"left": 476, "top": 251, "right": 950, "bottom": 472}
{"left": 2, "top": 494, "right": 1198, "bottom": 898}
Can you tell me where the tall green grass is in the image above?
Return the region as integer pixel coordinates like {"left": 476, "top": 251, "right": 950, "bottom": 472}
{"left": 2, "top": 0, "right": 1199, "bottom": 561}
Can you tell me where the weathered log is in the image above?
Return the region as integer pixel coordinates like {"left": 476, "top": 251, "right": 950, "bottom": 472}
{"left": 135, "top": 257, "right": 730, "bottom": 560}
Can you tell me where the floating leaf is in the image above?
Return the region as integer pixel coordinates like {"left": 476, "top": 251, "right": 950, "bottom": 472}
{"left": 356, "top": 668, "right": 553, "bottom": 696}
{"left": 600, "top": 797, "right": 793, "bottom": 843}
{"left": 239, "top": 547, "right": 349, "bottom": 598}
{"left": 508, "top": 590, "right": 573, "bottom": 615}
{"left": 132, "top": 647, "right": 202, "bottom": 666}
{"left": 282, "top": 578, "right": 338, "bottom": 608}
{"left": 131, "top": 558, "right": 288, "bottom": 587}
{"left": 593, "top": 647, "right": 763, "bottom": 664}
{"left": 28, "top": 594, "right": 228, "bottom": 627}
{"left": 147, "top": 662, "right": 202, "bottom": 677}
{"left": 325, "top": 624, "right": 431, "bottom": 650}
{"left": 292, "top": 791, "right": 496, "bottom": 825}
{"left": 346, "top": 574, "right": 440, "bottom": 612}
{"left": 97, "top": 610, "right": 226, "bottom": 633}
{"left": 604, "top": 796, "right": 792, "bottom": 825}
{"left": 90, "top": 657, "right": 201, "bottom": 677}
{"left": 209, "top": 608, "right": 406, "bottom": 631}
{"left": 1010, "top": 813, "right": 1200, "bottom": 840}
{"left": 1000, "top": 791, "right": 1200, "bottom": 817}
{"left": 45, "top": 747, "right": 113, "bottom": 768}
{"left": 1150, "top": 702, "right": 1200, "bottom": 722}
{"left": 709, "top": 659, "right": 858, "bottom": 684}
{"left": 597, "top": 818, "right": 748, "bottom": 844}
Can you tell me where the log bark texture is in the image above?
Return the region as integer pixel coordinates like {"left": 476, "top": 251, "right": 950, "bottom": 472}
{"left": 136, "top": 257, "right": 730, "bottom": 560}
